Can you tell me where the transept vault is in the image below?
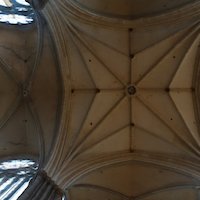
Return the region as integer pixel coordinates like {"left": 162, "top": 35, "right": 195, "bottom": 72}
{"left": 1, "top": 0, "right": 200, "bottom": 199}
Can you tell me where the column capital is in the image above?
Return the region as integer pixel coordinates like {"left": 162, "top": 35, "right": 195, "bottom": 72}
{"left": 18, "top": 170, "right": 64, "bottom": 200}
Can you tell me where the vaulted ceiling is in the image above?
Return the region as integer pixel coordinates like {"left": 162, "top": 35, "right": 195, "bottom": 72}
{"left": 1, "top": 0, "right": 200, "bottom": 199}
{"left": 0, "top": 20, "right": 62, "bottom": 164}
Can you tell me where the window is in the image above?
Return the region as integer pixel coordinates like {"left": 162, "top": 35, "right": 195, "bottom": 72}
{"left": 0, "top": 159, "right": 38, "bottom": 200}
{"left": 0, "top": 0, "right": 34, "bottom": 24}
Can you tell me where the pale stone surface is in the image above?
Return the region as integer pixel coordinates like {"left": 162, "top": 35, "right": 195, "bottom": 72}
{"left": 1, "top": 0, "right": 200, "bottom": 200}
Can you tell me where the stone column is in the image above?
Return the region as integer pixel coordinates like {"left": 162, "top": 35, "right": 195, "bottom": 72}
{"left": 18, "top": 171, "right": 63, "bottom": 200}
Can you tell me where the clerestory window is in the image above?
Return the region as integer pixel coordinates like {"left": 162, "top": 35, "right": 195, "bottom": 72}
{"left": 0, "top": 159, "right": 38, "bottom": 200}
{"left": 0, "top": 0, "right": 34, "bottom": 24}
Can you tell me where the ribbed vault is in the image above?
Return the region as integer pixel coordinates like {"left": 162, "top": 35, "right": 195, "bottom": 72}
{"left": 0, "top": 13, "right": 62, "bottom": 165}
{"left": 2, "top": 0, "right": 200, "bottom": 199}
{"left": 27, "top": 0, "right": 200, "bottom": 199}
{"left": 70, "top": 0, "right": 198, "bottom": 18}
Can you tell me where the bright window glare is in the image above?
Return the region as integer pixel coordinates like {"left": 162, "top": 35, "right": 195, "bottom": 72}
{"left": 1, "top": 178, "right": 23, "bottom": 199}
{"left": 10, "top": 181, "right": 30, "bottom": 200}
{"left": 0, "top": 159, "right": 35, "bottom": 170}
{"left": 16, "top": 7, "right": 28, "bottom": 11}
{"left": 16, "top": 0, "right": 30, "bottom": 6}
{"left": 0, "top": 159, "right": 38, "bottom": 200}
{"left": 0, "top": 177, "right": 3, "bottom": 183}
{"left": 0, "top": 0, "right": 12, "bottom": 7}
{"left": 0, "top": 0, "right": 34, "bottom": 24}
{"left": 0, "top": 178, "right": 15, "bottom": 190}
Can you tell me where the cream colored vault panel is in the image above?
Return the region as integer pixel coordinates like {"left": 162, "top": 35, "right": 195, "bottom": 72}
{"left": 70, "top": 163, "right": 199, "bottom": 199}
{"left": 47, "top": 21, "right": 200, "bottom": 164}
{"left": 41, "top": 1, "right": 200, "bottom": 199}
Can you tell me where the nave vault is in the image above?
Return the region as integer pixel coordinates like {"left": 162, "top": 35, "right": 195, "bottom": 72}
{"left": 1, "top": 0, "right": 200, "bottom": 199}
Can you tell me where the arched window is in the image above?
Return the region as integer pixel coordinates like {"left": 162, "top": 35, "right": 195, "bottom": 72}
{"left": 0, "top": 159, "right": 38, "bottom": 200}
{"left": 0, "top": 0, "right": 34, "bottom": 24}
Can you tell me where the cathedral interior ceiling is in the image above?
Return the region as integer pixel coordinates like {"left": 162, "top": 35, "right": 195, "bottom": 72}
{"left": 1, "top": 0, "right": 200, "bottom": 199}
{"left": 0, "top": 19, "right": 62, "bottom": 165}
{"left": 70, "top": 0, "right": 198, "bottom": 19}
